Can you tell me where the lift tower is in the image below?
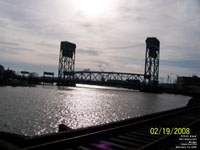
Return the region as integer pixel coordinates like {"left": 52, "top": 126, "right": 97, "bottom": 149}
{"left": 144, "top": 37, "right": 160, "bottom": 85}
{"left": 58, "top": 41, "right": 76, "bottom": 82}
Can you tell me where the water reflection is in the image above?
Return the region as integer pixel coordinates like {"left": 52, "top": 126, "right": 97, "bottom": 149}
{"left": 0, "top": 85, "right": 190, "bottom": 136}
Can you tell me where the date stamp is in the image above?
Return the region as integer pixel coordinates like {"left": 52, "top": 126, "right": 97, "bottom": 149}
{"left": 150, "top": 127, "right": 190, "bottom": 135}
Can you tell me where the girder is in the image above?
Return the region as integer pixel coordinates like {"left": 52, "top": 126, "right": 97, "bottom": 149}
{"left": 74, "top": 71, "right": 144, "bottom": 83}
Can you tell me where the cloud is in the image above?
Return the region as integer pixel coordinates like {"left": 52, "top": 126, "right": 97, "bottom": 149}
{"left": 112, "top": 56, "right": 142, "bottom": 65}
{"left": 78, "top": 48, "right": 100, "bottom": 56}
{"left": 0, "top": 45, "right": 34, "bottom": 55}
{"left": 0, "top": 0, "right": 200, "bottom": 77}
{"left": 36, "top": 41, "right": 58, "bottom": 49}
{"left": 0, "top": 41, "right": 18, "bottom": 46}
{"left": 161, "top": 59, "right": 200, "bottom": 69}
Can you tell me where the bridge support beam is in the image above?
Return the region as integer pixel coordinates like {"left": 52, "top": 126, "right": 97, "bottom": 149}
{"left": 58, "top": 41, "right": 76, "bottom": 85}
{"left": 144, "top": 37, "right": 160, "bottom": 86}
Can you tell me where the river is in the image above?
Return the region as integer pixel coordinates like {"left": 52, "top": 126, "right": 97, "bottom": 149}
{"left": 0, "top": 84, "right": 190, "bottom": 136}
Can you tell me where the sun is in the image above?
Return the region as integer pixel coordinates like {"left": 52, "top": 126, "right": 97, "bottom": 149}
{"left": 73, "top": 0, "right": 111, "bottom": 17}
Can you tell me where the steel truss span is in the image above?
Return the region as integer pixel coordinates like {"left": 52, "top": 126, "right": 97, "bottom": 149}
{"left": 74, "top": 71, "right": 144, "bottom": 83}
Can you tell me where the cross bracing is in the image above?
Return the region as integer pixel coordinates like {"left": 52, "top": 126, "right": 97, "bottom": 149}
{"left": 74, "top": 71, "right": 144, "bottom": 83}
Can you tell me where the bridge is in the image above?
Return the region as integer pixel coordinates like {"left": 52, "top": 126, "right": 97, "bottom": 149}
{"left": 41, "top": 37, "right": 160, "bottom": 88}
{"left": 74, "top": 71, "right": 144, "bottom": 82}
{"left": 40, "top": 71, "right": 143, "bottom": 88}
{"left": 73, "top": 71, "right": 144, "bottom": 88}
{"left": 38, "top": 71, "right": 144, "bottom": 89}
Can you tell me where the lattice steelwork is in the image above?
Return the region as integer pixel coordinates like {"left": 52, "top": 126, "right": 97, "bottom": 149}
{"left": 144, "top": 37, "right": 160, "bottom": 85}
{"left": 58, "top": 41, "right": 76, "bottom": 80}
{"left": 74, "top": 71, "right": 144, "bottom": 83}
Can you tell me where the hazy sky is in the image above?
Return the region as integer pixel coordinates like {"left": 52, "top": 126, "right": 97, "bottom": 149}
{"left": 0, "top": 0, "right": 200, "bottom": 79}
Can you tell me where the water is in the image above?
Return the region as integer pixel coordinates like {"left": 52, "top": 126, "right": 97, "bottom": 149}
{"left": 0, "top": 84, "right": 190, "bottom": 136}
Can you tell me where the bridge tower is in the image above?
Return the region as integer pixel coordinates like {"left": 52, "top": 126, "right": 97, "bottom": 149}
{"left": 58, "top": 41, "right": 76, "bottom": 82}
{"left": 144, "top": 37, "right": 160, "bottom": 85}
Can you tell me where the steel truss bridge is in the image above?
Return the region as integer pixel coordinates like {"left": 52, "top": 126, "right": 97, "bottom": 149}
{"left": 40, "top": 71, "right": 143, "bottom": 89}
{"left": 42, "top": 38, "right": 160, "bottom": 88}
{"left": 73, "top": 71, "right": 144, "bottom": 89}
{"left": 57, "top": 38, "right": 160, "bottom": 87}
{"left": 74, "top": 71, "right": 144, "bottom": 83}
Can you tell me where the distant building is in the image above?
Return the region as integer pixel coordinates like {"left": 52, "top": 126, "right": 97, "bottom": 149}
{"left": 0, "top": 64, "right": 5, "bottom": 82}
{"left": 177, "top": 76, "right": 200, "bottom": 89}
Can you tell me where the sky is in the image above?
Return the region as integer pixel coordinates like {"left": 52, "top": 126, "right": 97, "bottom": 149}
{"left": 0, "top": 0, "right": 200, "bottom": 80}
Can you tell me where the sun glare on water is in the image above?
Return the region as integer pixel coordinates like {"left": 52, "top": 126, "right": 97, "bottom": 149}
{"left": 73, "top": 0, "right": 111, "bottom": 17}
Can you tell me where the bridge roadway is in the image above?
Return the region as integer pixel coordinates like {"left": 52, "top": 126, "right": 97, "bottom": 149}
{"left": 41, "top": 71, "right": 144, "bottom": 88}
